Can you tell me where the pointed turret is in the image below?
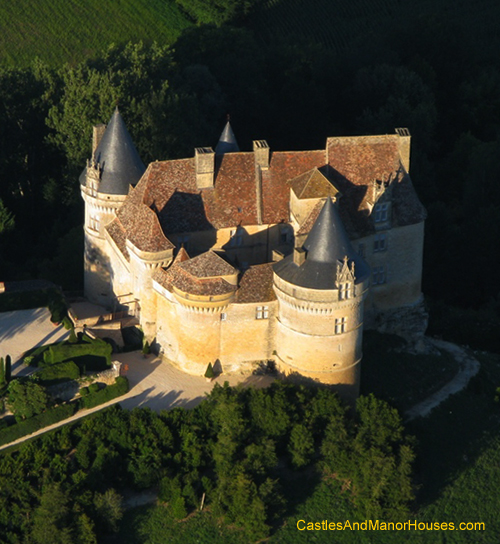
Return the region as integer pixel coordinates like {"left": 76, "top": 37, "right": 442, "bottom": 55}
{"left": 80, "top": 108, "right": 145, "bottom": 195}
{"left": 274, "top": 198, "right": 370, "bottom": 289}
{"left": 215, "top": 121, "right": 239, "bottom": 155}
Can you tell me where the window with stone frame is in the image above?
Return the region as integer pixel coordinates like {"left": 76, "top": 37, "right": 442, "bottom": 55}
{"left": 89, "top": 216, "right": 99, "bottom": 232}
{"left": 256, "top": 306, "right": 269, "bottom": 319}
{"left": 335, "top": 317, "right": 347, "bottom": 334}
{"left": 339, "top": 282, "right": 352, "bottom": 300}
{"left": 373, "top": 233, "right": 387, "bottom": 252}
{"left": 372, "top": 265, "right": 386, "bottom": 285}
{"left": 374, "top": 202, "right": 389, "bottom": 222}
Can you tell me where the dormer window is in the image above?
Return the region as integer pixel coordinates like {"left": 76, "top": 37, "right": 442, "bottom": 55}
{"left": 374, "top": 202, "right": 389, "bottom": 223}
{"left": 339, "top": 282, "right": 352, "bottom": 300}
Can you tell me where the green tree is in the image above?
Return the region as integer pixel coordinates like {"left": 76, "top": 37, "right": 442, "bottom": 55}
{"left": 32, "top": 484, "right": 73, "bottom": 544}
{"left": 7, "top": 379, "right": 51, "bottom": 420}
{"left": 5, "top": 354, "right": 11, "bottom": 383}
{"left": 0, "top": 357, "right": 5, "bottom": 388}
{"left": 93, "top": 488, "right": 123, "bottom": 533}
{"left": 288, "top": 423, "right": 314, "bottom": 468}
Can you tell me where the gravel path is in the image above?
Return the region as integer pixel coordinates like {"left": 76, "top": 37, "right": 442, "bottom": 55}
{"left": 404, "top": 339, "right": 480, "bottom": 421}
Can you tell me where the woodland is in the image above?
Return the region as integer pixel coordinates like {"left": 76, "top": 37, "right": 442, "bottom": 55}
{"left": 0, "top": 0, "right": 500, "bottom": 542}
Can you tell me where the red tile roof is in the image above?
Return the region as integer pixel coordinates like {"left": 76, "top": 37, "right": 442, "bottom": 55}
{"left": 236, "top": 263, "right": 276, "bottom": 303}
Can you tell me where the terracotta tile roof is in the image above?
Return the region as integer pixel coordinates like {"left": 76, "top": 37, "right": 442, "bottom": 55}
{"left": 154, "top": 251, "right": 237, "bottom": 297}
{"left": 296, "top": 200, "right": 324, "bottom": 236}
{"left": 179, "top": 250, "right": 237, "bottom": 278}
{"left": 291, "top": 167, "right": 340, "bottom": 200}
{"left": 325, "top": 136, "right": 426, "bottom": 235}
{"left": 262, "top": 150, "right": 326, "bottom": 225}
{"left": 116, "top": 134, "right": 425, "bottom": 256}
{"left": 236, "top": 263, "right": 276, "bottom": 303}
{"left": 105, "top": 218, "right": 130, "bottom": 261}
{"left": 116, "top": 200, "right": 174, "bottom": 253}
{"left": 173, "top": 247, "right": 190, "bottom": 264}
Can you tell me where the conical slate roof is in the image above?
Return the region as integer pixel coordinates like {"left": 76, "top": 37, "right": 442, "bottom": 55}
{"left": 80, "top": 109, "right": 145, "bottom": 195}
{"left": 273, "top": 198, "right": 370, "bottom": 290}
{"left": 215, "top": 121, "right": 239, "bottom": 154}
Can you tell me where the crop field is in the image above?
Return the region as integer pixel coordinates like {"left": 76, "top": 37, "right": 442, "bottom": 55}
{"left": 0, "top": 0, "right": 192, "bottom": 67}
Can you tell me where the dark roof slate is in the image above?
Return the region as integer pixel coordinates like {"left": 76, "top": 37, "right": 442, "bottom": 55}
{"left": 215, "top": 122, "right": 239, "bottom": 154}
{"left": 274, "top": 198, "right": 370, "bottom": 290}
{"left": 80, "top": 109, "right": 145, "bottom": 195}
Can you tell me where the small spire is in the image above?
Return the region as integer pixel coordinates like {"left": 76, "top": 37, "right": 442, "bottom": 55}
{"left": 215, "top": 119, "right": 239, "bottom": 155}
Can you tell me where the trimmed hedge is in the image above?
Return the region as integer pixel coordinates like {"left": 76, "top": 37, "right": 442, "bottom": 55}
{"left": 36, "top": 361, "right": 81, "bottom": 385}
{"left": 43, "top": 337, "right": 112, "bottom": 370}
{"left": 0, "top": 402, "right": 78, "bottom": 446}
{"left": 80, "top": 377, "right": 129, "bottom": 409}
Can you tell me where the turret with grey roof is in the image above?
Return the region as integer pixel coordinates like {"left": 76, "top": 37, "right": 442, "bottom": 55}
{"left": 273, "top": 197, "right": 370, "bottom": 290}
{"left": 80, "top": 108, "right": 145, "bottom": 195}
{"left": 215, "top": 121, "right": 239, "bottom": 155}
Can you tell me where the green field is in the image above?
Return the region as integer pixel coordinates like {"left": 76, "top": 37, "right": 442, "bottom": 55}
{"left": 0, "top": 0, "right": 192, "bottom": 67}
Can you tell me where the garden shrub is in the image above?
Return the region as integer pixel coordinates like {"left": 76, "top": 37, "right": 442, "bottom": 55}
{"left": 36, "top": 361, "right": 81, "bottom": 385}
{"left": 81, "top": 377, "right": 129, "bottom": 409}
{"left": 79, "top": 387, "right": 89, "bottom": 397}
{"left": 89, "top": 383, "right": 100, "bottom": 394}
{"left": 0, "top": 402, "right": 77, "bottom": 446}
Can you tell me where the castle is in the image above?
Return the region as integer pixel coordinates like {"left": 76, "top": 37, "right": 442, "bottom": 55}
{"left": 80, "top": 109, "right": 426, "bottom": 400}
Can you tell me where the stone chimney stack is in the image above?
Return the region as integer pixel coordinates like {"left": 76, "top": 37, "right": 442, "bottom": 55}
{"left": 293, "top": 247, "right": 306, "bottom": 266}
{"left": 253, "top": 140, "right": 270, "bottom": 169}
{"left": 195, "top": 147, "right": 215, "bottom": 189}
{"left": 395, "top": 128, "right": 411, "bottom": 173}
{"left": 92, "top": 124, "right": 107, "bottom": 156}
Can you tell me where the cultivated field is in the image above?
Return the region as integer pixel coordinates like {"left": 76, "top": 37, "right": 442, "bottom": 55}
{"left": 0, "top": 0, "right": 192, "bottom": 67}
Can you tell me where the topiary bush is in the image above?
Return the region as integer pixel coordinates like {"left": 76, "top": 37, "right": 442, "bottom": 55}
{"left": 36, "top": 361, "right": 81, "bottom": 386}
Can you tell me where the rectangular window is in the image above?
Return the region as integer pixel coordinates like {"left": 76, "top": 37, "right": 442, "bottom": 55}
{"left": 339, "top": 282, "right": 352, "bottom": 300}
{"left": 256, "top": 306, "right": 269, "bottom": 319}
{"left": 335, "top": 317, "right": 347, "bottom": 334}
{"left": 90, "top": 216, "right": 99, "bottom": 232}
{"left": 221, "top": 312, "right": 227, "bottom": 321}
{"left": 373, "top": 265, "right": 386, "bottom": 285}
{"left": 374, "top": 202, "right": 389, "bottom": 223}
{"left": 373, "top": 233, "right": 387, "bottom": 252}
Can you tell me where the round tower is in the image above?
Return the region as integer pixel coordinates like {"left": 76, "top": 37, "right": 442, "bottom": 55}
{"left": 273, "top": 197, "right": 370, "bottom": 400}
{"left": 80, "top": 108, "right": 145, "bottom": 306}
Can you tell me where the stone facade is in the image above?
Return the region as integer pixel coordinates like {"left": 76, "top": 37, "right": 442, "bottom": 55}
{"left": 80, "top": 113, "right": 427, "bottom": 401}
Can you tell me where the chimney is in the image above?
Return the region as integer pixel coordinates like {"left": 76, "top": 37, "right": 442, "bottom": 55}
{"left": 195, "top": 147, "right": 215, "bottom": 189}
{"left": 395, "top": 128, "right": 411, "bottom": 173}
{"left": 293, "top": 247, "right": 306, "bottom": 266}
{"left": 253, "top": 140, "right": 270, "bottom": 170}
{"left": 92, "top": 124, "right": 106, "bottom": 156}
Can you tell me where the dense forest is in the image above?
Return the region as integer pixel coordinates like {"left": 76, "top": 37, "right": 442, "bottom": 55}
{"left": 0, "top": 384, "right": 413, "bottom": 543}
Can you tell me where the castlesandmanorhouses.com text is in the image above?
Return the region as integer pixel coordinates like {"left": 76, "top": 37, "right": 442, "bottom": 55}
{"left": 297, "top": 520, "right": 485, "bottom": 531}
